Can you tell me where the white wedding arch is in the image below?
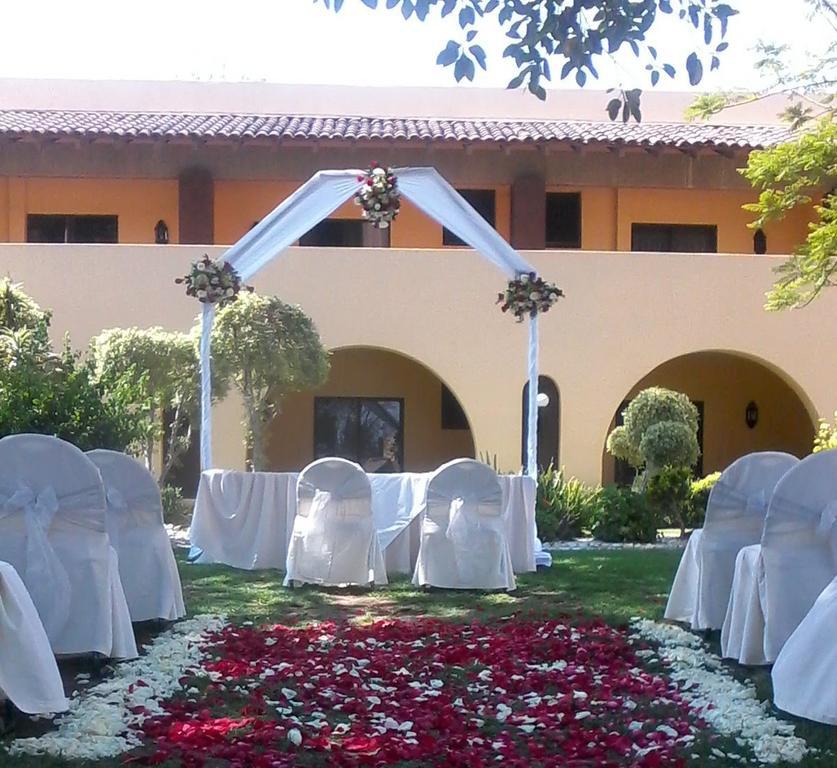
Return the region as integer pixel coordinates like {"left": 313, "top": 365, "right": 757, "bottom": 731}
{"left": 198, "top": 167, "right": 543, "bottom": 478}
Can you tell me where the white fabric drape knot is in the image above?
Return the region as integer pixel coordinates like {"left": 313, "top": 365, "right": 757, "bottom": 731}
{"left": 105, "top": 486, "right": 128, "bottom": 549}
{"left": 817, "top": 501, "right": 837, "bottom": 561}
{"left": 1, "top": 485, "right": 71, "bottom": 638}
{"left": 445, "top": 498, "right": 469, "bottom": 544}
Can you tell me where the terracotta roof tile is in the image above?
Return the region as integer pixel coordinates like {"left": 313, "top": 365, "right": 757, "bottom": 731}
{"left": 0, "top": 109, "right": 793, "bottom": 149}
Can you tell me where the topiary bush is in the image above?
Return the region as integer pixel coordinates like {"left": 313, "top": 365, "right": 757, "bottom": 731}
{"left": 607, "top": 387, "right": 700, "bottom": 487}
{"left": 589, "top": 486, "right": 659, "bottom": 543}
{"left": 536, "top": 465, "right": 600, "bottom": 541}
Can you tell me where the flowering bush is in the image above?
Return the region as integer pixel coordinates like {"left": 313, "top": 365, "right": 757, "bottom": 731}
{"left": 176, "top": 255, "right": 252, "bottom": 306}
{"left": 354, "top": 163, "right": 401, "bottom": 228}
{"left": 498, "top": 272, "right": 564, "bottom": 322}
{"left": 131, "top": 617, "right": 709, "bottom": 767}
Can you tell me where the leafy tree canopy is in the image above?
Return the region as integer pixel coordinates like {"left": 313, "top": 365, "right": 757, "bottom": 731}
{"left": 90, "top": 327, "right": 200, "bottom": 481}
{"left": 212, "top": 293, "right": 330, "bottom": 470}
{"left": 318, "top": 0, "right": 737, "bottom": 118}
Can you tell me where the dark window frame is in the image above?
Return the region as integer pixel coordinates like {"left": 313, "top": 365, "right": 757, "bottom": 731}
{"left": 313, "top": 395, "right": 405, "bottom": 472}
{"left": 26, "top": 213, "right": 119, "bottom": 244}
{"left": 441, "top": 384, "right": 469, "bottom": 430}
{"left": 443, "top": 189, "right": 496, "bottom": 246}
{"left": 299, "top": 218, "right": 365, "bottom": 247}
{"left": 630, "top": 223, "right": 718, "bottom": 253}
{"left": 545, "top": 192, "right": 582, "bottom": 249}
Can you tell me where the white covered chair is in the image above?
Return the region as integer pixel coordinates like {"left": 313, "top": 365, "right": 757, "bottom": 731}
{"left": 0, "top": 435, "right": 137, "bottom": 659}
{"left": 665, "top": 452, "right": 798, "bottom": 630}
{"left": 87, "top": 450, "right": 186, "bottom": 622}
{"left": 285, "top": 458, "right": 386, "bottom": 587}
{"left": 412, "top": 459, "right": 516, "bottom": 591}
{"left": 721, "top": 449, "right": 837, "bottom": 665}
{"left": 0, "top": 561, "right": 67, "bottom": 715}
{"left": 772, "top": 575, "right": 837, "bottom": 725}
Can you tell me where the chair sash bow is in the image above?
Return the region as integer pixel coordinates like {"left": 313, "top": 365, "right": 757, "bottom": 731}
{"left": 2, "top": 485, "right": 71, "bottom": 639}
{"left": 817, "top": 501, "right": 837, "bottom": 555}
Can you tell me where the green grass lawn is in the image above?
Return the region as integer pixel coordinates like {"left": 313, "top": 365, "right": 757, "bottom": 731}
{"left": 2, "top": 548, "right": 834, "bottom": 768}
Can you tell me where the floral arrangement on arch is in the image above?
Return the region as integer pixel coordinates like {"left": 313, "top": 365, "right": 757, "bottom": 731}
{"left": 355, "top": 162, "right": 401, "bottom": 228}
{"left": 176, "top": 255, "right": 253, "bottom": 307}
{"left": 498, "top": 272, "right": 564, "bottom": 322}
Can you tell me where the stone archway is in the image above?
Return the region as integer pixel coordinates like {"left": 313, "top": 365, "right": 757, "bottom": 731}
{"left": 522, "top": 376, "right": 561, "bottom": 472}
{"left": 265, "top": 346, "right": 475, "bottom": 472}
{"left": 601, "top": 350, "right": 816, "bottom": 484}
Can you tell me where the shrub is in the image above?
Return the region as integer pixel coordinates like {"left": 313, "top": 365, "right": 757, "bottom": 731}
{"left": 640, "top": 423, "right": 700, "bottom": 479}
{"left": 646, "top": 465, "right": 693, "bottom": 536}
{"left": 536, "top": 465, "right": 599, "bottom": 541}
{"left": 0, "top": 339, "right": 141, "bottom": 452}
{"left": 160, "top": 485, "right": 184, "bottom": 522}
{"left": 0, "top": 283, "right": 141, "bottom": 452}
{"left": 813, "top": 413, "right": 837, "bottom": 453}
{"left": 688, "top": 471, "right": 721, "bottom": 528}
{"left": 589, "top": 486, "right": 659, "bottom": 543}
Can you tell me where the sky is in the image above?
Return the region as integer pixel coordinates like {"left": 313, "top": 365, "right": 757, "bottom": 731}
{"left": 0, "top": 0, "right": 829, "bottom": 91}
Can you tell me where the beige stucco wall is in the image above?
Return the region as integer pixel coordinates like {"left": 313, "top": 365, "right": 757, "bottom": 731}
{"left": 266, "top": 347, "right": 475, "bottom": 472}
{"left": 2, "top": 243, "right": 835, "bottom": 484}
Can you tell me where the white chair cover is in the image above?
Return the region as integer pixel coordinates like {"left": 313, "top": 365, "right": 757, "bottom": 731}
{"left": 772, "top": 575, "right": 837, "bottom": 725}
{"left": 0, "top": 561, "right": 67, "bottom": 714}
{"left": 285, "top": 458, "right": 386, "bottom": 587}
{"left": 665, "top": 452, "right": 798, "bottom": 629}
{"left": 721, "top": 449, "right": 837, "bottom": 664}
{"left": 0, "top": 435, "right": 137, "bottom": 658}
{"left": 412, "top": 459, "right": 516, "bottom": 590}
{"left": 87, "top": 450, "right": 186, "bottom": 622}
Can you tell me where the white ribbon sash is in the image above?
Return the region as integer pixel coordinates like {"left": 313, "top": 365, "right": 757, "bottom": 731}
{"left": 1, "top": 485, "right": 71, "bottom": 639}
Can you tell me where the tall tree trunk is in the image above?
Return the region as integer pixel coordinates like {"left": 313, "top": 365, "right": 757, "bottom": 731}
{"left": 145, "top": 406, "right": 156, "bottom": 472}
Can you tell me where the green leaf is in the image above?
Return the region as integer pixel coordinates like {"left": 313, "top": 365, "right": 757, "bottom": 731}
{"left": 436, "top": 40, "right": 460, "bottom": 67}
{"left": 686, "top": 52, "right": 703, "bottom": 86}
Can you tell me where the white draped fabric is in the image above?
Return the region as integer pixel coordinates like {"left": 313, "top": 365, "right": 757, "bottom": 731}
{"left": 285, "top": 458, "right": 386, "bottom": 586}
{"left": 0, "top": 561, "right": 67, "bottom": 714}
{"left": 198, "top": 167, "right": 539, "bottom": 483}
{"left": 721, "top": 449, "right": 837, "bottom": 665}
{"left": 0, "top": 435, "right": 137, "bottom": 658}
{"left": 189, "top": 469, "right": 536, "bottom": 573}
{"left": 87, "top": 450, "right": 186, "bottom": 622}
{"left": 665, "top": 452, "right": 798, "bottom": 630}
{"left": 412, "top": 459, "right": 516, "bottom": 591}
{"left": 772, "top": 575, "right": 837, "bottom": 725}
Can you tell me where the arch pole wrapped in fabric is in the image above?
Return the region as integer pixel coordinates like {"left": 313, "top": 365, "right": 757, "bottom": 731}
{"left": 196, "top": 167, "right": 542, "bottom": 479}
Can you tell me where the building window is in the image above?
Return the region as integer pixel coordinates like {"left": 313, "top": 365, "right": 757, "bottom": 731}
{"left": 26, "top": 214, "right": 118, "bottom": 244}
{"left": 300, "top": 218, "right": 364, "bottom": 247}
{"left": 631, "top": 224, "right": 718, "bottom": 253}
{"left": 314, "top": 397, "right": 404, "bottom": 473}
{"left": 612, "top": 399, "right": 704, "bottom": 485}
{"left": 443, "top": 189, "right": 495, "bottom": 246}
{"left": 441, "top": 384, "right": 469, "bottom": 430}
{"left": 545, "top": 192, "right": 582, "bottom": 248}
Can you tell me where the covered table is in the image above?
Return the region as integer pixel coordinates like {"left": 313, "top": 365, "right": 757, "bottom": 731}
{"left": 189, "top": 470, "right": 537, "bottom": 574}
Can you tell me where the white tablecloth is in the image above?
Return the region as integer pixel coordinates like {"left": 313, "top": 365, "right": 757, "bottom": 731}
{"left": 189, "top": 470, "right": 537, "bottom": 574}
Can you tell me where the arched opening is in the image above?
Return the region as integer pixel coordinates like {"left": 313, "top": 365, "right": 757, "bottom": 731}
{"left": 266, "top": 346, "right": 475, "bottom": 472}
{"left": 601, "top": 351, "right": 816, "bottom": 484}
{"left": 522, "top": 376, "right": 561, "bottom": 472}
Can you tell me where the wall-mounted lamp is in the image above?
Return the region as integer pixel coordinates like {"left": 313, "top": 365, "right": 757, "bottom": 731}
{"left": 537, "top": 392, "right": 550, "bottom": 408}
{"left": 745, "top": 400, "right": 759, "bottom": 429}
{"left": 154, "top": 219, "right": 170, "bottom": 245}
{"left": 753, "top": 228, "right": 767, "bottom": 255}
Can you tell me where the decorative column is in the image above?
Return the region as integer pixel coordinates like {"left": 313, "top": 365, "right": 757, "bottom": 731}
{"left": 178, "top": 167, "right": 214, "bottom": 244}
{"left": 511, "top": 174, "right": 546, "bottom": 250}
